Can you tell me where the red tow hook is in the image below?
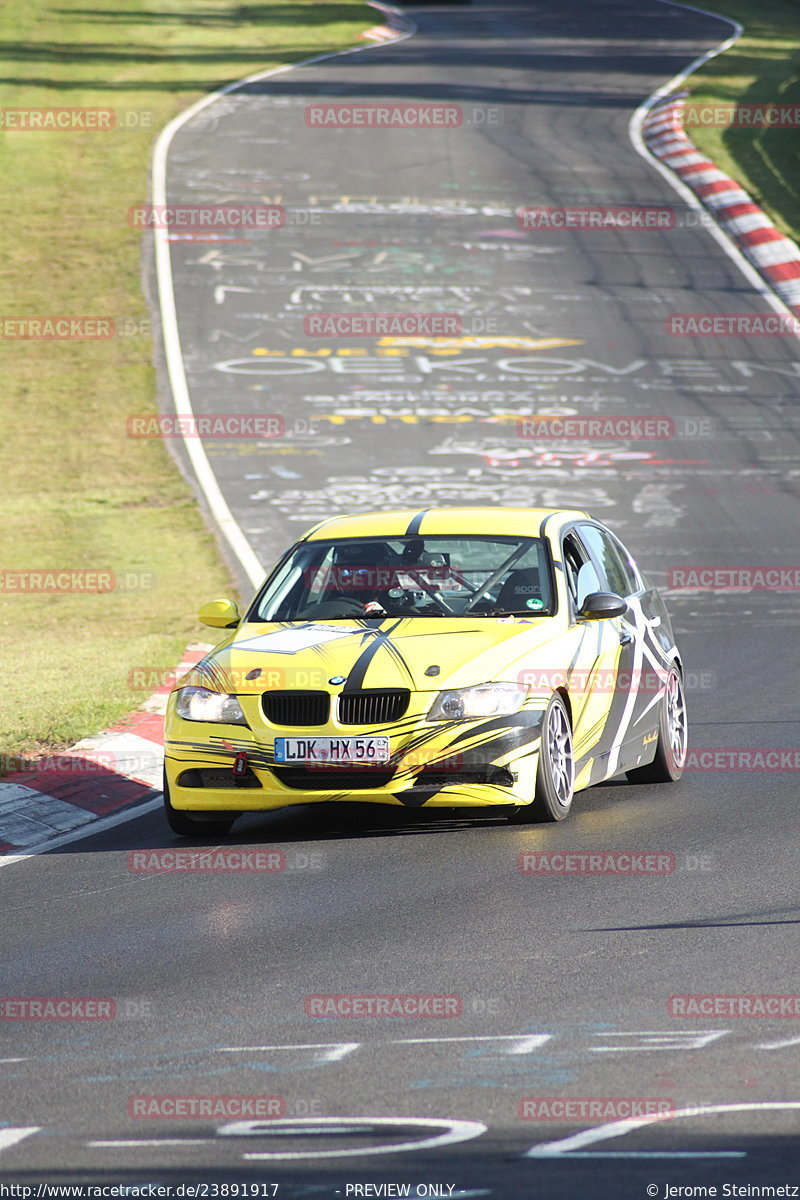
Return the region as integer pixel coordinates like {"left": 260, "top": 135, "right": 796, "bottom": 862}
{"left": 233, "top": 751, "right": 249, "bottom": 783}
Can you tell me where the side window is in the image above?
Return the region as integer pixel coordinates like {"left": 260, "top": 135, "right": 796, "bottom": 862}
{"left": 561, "top": 535, "right": 583, "bottom": 605}
{"left": 609, "top": 531, "right": 642, "bottom": 595}
{"left": 577, "top": 524, "right": 638, "bottom": 597}
{"left": 561, "top": 533, "right": 602, "bottom": 610}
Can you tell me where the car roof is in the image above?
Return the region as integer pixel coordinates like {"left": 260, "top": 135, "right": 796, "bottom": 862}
{"left": 302, "top": 507, "right": 592, "bottom": 541}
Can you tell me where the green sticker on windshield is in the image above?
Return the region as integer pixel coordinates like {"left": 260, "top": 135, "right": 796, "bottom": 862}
{"left": 526, "top": 597, "right": 544, "bottom": 610}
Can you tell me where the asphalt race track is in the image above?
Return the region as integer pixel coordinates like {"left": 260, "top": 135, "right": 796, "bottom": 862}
{"left": 3, "top": 0, "right": 800, "bottom": 1194}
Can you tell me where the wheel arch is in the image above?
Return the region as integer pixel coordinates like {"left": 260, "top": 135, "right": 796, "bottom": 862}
{"left": 555, "top": 686, "right": 573, "bottom": 725}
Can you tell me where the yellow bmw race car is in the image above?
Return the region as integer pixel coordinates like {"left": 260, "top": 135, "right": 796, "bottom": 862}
{"left": 163, "top": 507, "right": 687, "bottom": 834}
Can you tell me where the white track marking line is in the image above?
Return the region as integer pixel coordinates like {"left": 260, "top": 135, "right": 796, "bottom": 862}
{"left": 239, "top": 1116, "right": 487, "bottom": 1161}
{"left": 534, "top": 1151, "right": 743, "bottom": 1157}
{"left": 756, "top": 1035, "right": 800, "bottom": 1050}
{"left": 629, "top": 0, "right": 800, "bottom": 340}
{"left": 393, "top": 1035, "right": 552, "bottom": 1054}
{"left": 89, "top": 1139, "right": 211, "bottom": 1148}
{"left": 90, "top": 1117, "right": 487, "bottom": 1161}
{"left": 151, "top": 2, "right": 415, "bottom": 587}
{"left": 526, "top": 1101, "right": 800, "bottom": 1159}
{"left": 0, "top": 795, "right": 162, "bottom": 870}
{"left": 0, "top": 1127, "right": 40, "bottom": 1154}
{"left": 216, "top": 1043, "right": 359, "bottom": 1062}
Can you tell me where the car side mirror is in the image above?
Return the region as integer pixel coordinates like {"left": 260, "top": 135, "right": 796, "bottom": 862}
{"left": 578, "top": 591, "right": 627, "bottom": 620}
{"left": 198, "top": 598, "right": 241, "bottom": 629}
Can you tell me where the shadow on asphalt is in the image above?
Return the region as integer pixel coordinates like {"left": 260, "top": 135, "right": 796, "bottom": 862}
{"left": 42, "top": 770, "right": 647, "bottom": 854}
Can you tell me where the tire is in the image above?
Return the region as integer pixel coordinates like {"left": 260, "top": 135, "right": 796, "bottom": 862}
{"left": 163, "top": 772, "right": 237, "bottom": 838}
{"left": 508, "top": 693, "right": 575, "bottom": 823}
{"left": 626, "top": 663, "right": 687, "bottom": 784}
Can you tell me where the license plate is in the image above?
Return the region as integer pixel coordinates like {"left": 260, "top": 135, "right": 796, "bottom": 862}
{"left": 274, "top": 736, "right": 390, "bottom": 764}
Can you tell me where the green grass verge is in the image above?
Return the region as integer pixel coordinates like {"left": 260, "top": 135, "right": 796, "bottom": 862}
{"left": 677, "top": 0, "right": 800, "bottom": 243}
{"left": 0, "top": 0, "right": 373, "bottom": 762}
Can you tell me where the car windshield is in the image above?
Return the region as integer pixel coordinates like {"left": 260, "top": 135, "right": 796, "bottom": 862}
{"left": 249, "top": 535, "right": 554, "bottom": 620}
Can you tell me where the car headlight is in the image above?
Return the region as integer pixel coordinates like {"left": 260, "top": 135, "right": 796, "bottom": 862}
{"left": 427, "top": 683, "right": 529, "bottom": 721}
{"left": 175, "top": 686, "right": 247, "bottom": 725}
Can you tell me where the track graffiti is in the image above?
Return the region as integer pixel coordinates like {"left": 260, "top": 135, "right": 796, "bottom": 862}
{"left": 249, "top": 468, "right": 616, "bottom": 521}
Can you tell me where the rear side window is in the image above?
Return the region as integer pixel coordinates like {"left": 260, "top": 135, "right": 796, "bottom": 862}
{"left": 561, "top": 532, "right": 602, "bottom": 609}
{"left": 577, "top": 524, "right": 639, "bottom": 597}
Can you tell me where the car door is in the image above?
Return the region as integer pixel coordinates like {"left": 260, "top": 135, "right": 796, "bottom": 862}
{"left": 555, "top": 528, "right": 632, "bottom": 788}
{"left": 574, "top": 521, "right": 666, "bottom": 777}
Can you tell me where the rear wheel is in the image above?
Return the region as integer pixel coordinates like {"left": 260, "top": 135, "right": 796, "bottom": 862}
{"left": 163, "top": 771, "right": 237, "bottom": 837}
{"left": 508, "top": 693, "right": 574, "bottom": 823}
{"left": 626, "top": 663, "right": 687, "bottom": 783}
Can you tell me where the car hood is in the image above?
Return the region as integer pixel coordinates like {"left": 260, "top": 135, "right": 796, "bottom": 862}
{"left": 181, "top": 617, "right": 567, "bottom": 695}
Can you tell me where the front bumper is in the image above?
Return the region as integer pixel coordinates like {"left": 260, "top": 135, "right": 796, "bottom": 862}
{"left": 164, "top": 698, "right": 546, "bottom": 812}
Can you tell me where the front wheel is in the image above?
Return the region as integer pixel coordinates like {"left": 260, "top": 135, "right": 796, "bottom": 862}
{"left": 508, "top": 693, "right": 575, "bottom": 823}
{"left": 626, "top": 663, "right": 687, "bottom": 783}
{"left": 163, "top": 772, "right": 237, "bottom": 837}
